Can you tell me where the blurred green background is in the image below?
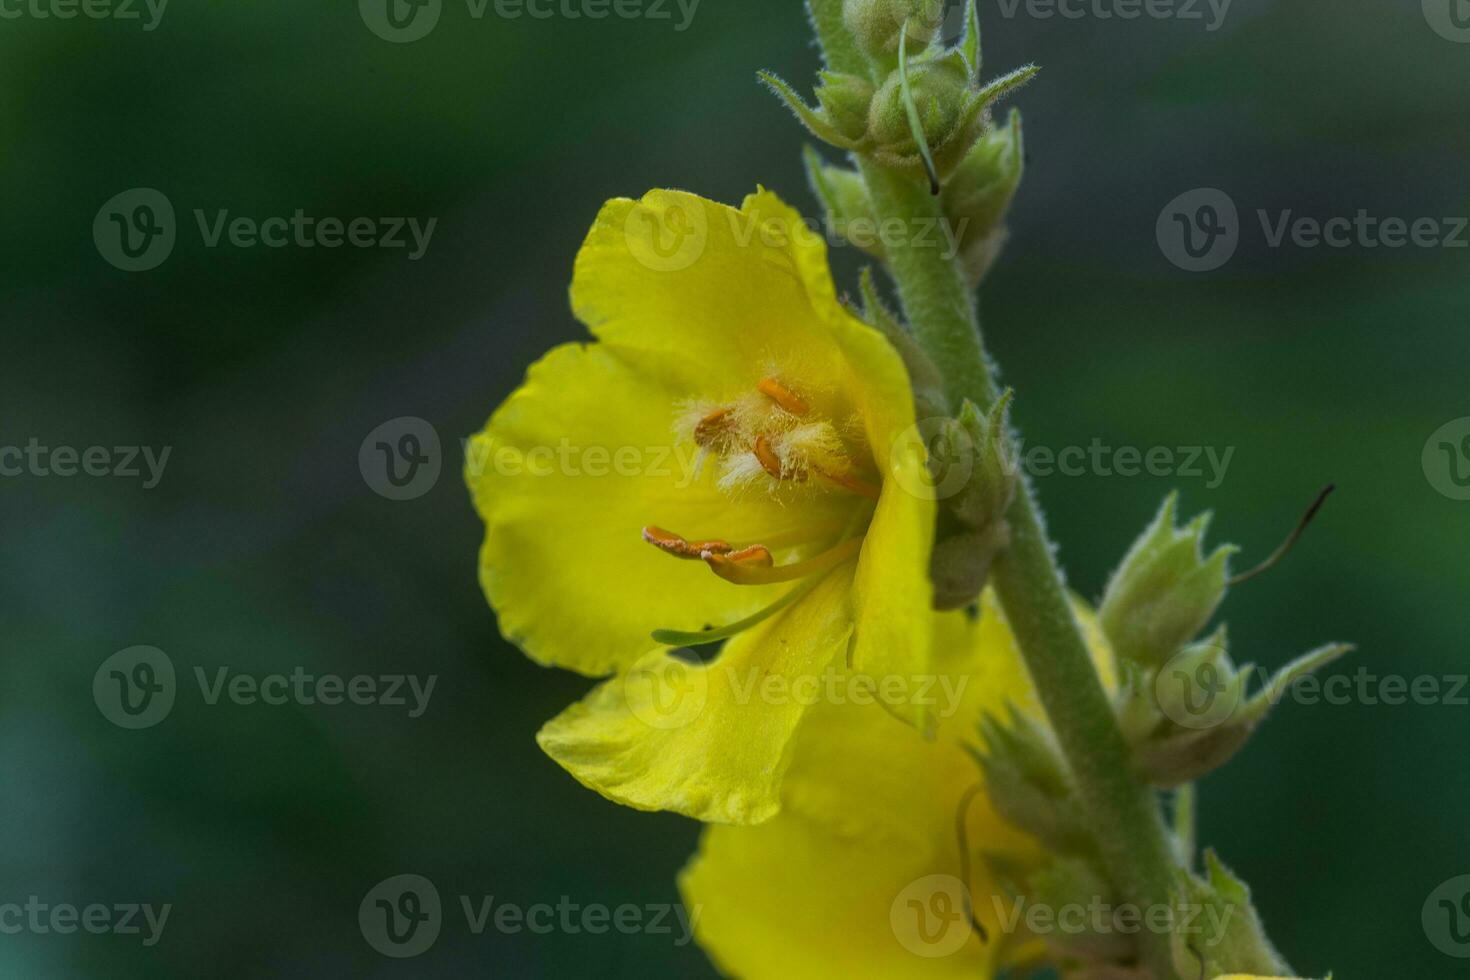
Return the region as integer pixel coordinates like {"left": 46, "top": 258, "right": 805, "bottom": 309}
{"left": 2, "top": 0, "right": 1467, "bottom": 975}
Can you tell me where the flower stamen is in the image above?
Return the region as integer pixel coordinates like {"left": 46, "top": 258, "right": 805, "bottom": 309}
{"left": 642, "top": 525, "right": 734, "bottom": 560}
{"left": 752, "top": 435, "right": 787, "bottom": 479}
{"left": 703, "top": 536, "right": 863, "bottom": 586}
{"left": 812, "top": 465, "right": 881, "bottom": 499}
{"left": 693, "top": 407, "right": 736, "bottom": 450}
{"left": 757, "top": 377, "right": 810, "bottom": 416}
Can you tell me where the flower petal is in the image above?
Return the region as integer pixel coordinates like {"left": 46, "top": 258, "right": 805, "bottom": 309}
{"left": 535, "top": 568, "right": 855, "bottom": 825}
{"left": 680, "top": 804, "right": 1027, "bottom": 979}
{"left": 678, "top": 594, "right": 1118, "bottom": 978}
{"left": 572, "top": 189, "right": 856, "bottom": 390}
{"left": 468, "top": 341, "right": 833, "bottom": 677}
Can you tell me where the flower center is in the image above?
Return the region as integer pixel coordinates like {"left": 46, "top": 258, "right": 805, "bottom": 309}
{"left": 641, "top": 375, "right": 880, "bottom": 646}
{"left": 687, "top": 375, "right": 880, "bottom": 500}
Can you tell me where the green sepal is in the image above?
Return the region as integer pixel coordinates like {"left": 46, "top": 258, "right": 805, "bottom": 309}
{"left": 1099, "top": 492, "right": 1237, "bottom": 670}
{"left": 972, "top": 707, "right": 1095, "bottom": 856}
{"left": 758, "top": 70, "right": 862, "bottom": 151}
{"left": 942, "top": 108, "right": 1024, "bottom": 285}
{"left": 1170, "top": 851, "right": 1297, "bottom": 979}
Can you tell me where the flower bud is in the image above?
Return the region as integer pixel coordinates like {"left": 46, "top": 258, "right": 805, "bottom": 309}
{"left": 813, "top": 71, "right": 876, "bottom": 143}
{"left": 1170, "top": 852, "right": 1294, "bottom": 979}
{"left": 923, "top": 396, "right": 1016, "bottom": 609}
{"left": 866, "top": 54, "right": 981, "bottom": 179}
{"left": 1121, "top": 633, "right": 1351, "bottom": 786}
{"left": 1028, "top": 857, "right": 1134, "bottom": 963}
{"left": 974, "top": 708, "right": 1094, "bottom": 856}
{"left": 1098, "top": 493, "right": 1236, "bottom": 670}
{"left": 942, "top": 108, "right": 1024, "bottom": 284}
{"left": 950, "top": 395, "right": 1017, "bottom": 532}
{"left": 842, "top": 0, "right": 939, "bottom": 63}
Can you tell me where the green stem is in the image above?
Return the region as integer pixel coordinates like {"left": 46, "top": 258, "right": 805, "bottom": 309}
{"left": 806, "top": 4, "right": 1181, "bottom": 975}
{"left": 870, "top": 165, "right": 1182, "bottom": 980}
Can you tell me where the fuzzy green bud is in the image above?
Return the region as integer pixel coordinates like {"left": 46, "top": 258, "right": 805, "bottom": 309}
{"left": 867, "top": 54, "right": 978, "bottom": 176}
{"left": 813, "top": 71, "right": 875, "bottom": 143}
{"left": 923, "top": 395, "right": 1016, "bottom": 609}
{"left": 1098, "top": 493, "right": 1236, "bottom": 670}
{"left": 842, "top": 0, "right": 940, "bottom": 63}
{"left": 1027, "top": 857, "right": 1134, "bottom": 964}
{"left": 1170, "top": 852, "right": 1295, "bottom": 979}
{"left": 973, "top": 708, "right": 1094, "bottom": 856}
{"left": 1122, "top": 631, "right": 1351, "bottom": 786}
{"left": 942, "top": 108, "right": 1024, "bottom": 284}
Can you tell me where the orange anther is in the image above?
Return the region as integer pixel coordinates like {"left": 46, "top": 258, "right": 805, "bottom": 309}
{"left": 813, "top": 466, "right": 881, "bottom": 500}
{"left": 643, "top": 525, "right": 733, "bottom": 560}
{"left": 693, "top": 407, "right": 735, "bottom": 449}
{"left": 722, "top": 545, "right": 773, "bottom": 567}
{"left": 758, "top": 377, "right": 810, "bottom": 416}
{"left": 752, "top": 436, "right": 785, "bottom": 479}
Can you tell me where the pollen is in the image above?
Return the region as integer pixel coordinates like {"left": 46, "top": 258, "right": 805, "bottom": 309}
{"left": 681, "top": 376, "right": 877, "bottom": 499}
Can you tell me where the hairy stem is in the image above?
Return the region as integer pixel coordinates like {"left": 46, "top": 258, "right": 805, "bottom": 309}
{"left": 806, "top": 3, "right": 1180, "bottom": 975}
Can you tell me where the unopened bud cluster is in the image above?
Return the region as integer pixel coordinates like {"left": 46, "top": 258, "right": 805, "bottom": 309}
{"left": 762, "top": 0, "right": 1033, "bottom": 284}
{"left": 1099, "top": 494, "right": 1349, "bottom": 786}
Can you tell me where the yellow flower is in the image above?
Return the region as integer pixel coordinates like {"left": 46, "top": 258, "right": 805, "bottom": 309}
{"left": 679, "top": 591, "right": 1115, "bottom": 978}
{"left": 467, "top": 188, "right": 936, "bottom": 824}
